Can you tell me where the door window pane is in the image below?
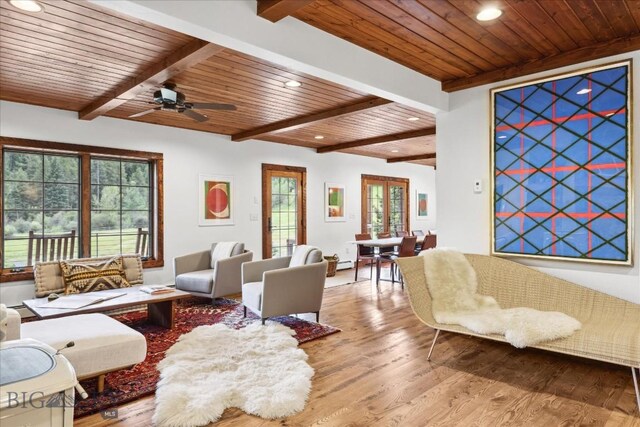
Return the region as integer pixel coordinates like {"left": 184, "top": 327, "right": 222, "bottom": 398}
{"left": 389, "top": 185, "right": 406, "bottom": 234}
{"left": 270, "top": 176, "right": 299, "bottom": 257}
{"left": 367, "top": 184, "right": 385, "bottom": 238}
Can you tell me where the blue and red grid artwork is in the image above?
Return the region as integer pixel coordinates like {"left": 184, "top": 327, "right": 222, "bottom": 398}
{"left": 492, "top": 62, "right": 630, "bottom": 264}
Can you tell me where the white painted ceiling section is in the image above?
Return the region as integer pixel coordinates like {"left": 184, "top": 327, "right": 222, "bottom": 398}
{"left": 91, "top": 0, "right": 449, "bottom": 114}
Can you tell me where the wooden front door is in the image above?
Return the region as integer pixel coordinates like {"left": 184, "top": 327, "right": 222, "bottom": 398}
{"left": 361, "top": 174, "right": 409, "bottom": 238}
{"left": 262, "top": 164, "right": 306, "bottom": 259}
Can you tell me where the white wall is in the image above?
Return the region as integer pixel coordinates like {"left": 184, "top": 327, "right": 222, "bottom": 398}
{"left": 0, "top": 101, "right": 436, "bottom": 306}
{"left": 437, "top": 51, "right": 640, "bottom": 304}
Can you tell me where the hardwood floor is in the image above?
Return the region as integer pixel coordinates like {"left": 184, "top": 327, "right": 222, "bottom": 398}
{"left": 76, "top": 269, "right": 639, "bottom": 426}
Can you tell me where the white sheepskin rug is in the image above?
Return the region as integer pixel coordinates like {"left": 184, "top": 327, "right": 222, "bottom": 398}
{"left": 421, "top": 248, "right": 581, "bottom": 348}
{"left": 153, "top": 322, "right": 314, "bottom": 427}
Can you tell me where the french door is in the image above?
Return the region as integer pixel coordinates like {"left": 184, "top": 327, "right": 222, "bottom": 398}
{"left": 262, "top": 164, "right": 306, "bottom": 259}
{"left": 361, "top": 175, "right": 409, "bottom": 238}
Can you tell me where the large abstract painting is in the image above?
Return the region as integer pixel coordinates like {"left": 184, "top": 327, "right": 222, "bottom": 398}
{"left": 491, "top": 60, "right": 632, "bottom": 265}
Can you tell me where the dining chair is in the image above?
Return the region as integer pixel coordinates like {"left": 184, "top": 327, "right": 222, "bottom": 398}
{"left": 411, "top": 230, "right": 424, "bottom": 251}
{"left": 355, "top": 233, "right": 377, "bottom": 281}
{"left": 395, "top": 230, "right": 409, "bottom": 237}
{"left": 379, "top": 236, "right": 417, "bottom": 288}
{"left": 377, "top": 231, "right": 395, "bottom": 254}
{"left": 416, "top": 234, "right": 437, "bottom": 254}
{"left": 374, "top": 232, "right": 395, "bottom": 285}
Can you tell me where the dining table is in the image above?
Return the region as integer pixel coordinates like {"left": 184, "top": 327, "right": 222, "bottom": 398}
{"left": 348, "top": 236, "right": 429, "bottom": 287}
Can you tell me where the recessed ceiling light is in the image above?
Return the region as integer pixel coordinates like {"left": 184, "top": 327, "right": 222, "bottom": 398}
{"left": 284, "top": 80, "right": 302, "bottom": 88}
{"left": 314, "top": 135, "right": 324, "bottom": 140}
{"left": 606, "top": 112, "right": 615, "bottom": 117}
{"left": 391, "top": 149, "right": 399, "bottom": 153}
{"left": 9, "top": 0, "right": 44, "bottom": 12}
{"left": 407, "top": 117, "right": 420, "bottom": 121}
{"left": 476, "top": 7, "right": 502, "bottom": 21}
{"left": 498, "top": 135, "right": 507, "bottom": 139}
{"left": 576, "top": 88, "right": 591, "bottom": 95}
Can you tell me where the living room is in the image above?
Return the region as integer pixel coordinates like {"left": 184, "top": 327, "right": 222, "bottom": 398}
{"left": 0, "top": 0, "right": 638, "bottom": 426}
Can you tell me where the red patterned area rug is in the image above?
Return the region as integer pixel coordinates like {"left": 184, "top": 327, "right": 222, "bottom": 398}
{"left": 74, "top": 298, "right": 340, "bottom": 418}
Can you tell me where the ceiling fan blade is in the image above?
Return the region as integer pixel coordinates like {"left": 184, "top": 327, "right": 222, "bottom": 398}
{"left": 129, "top": 107, "right": 160, "bottom": 118}
{"left": 182, "top": 109, "right": 209, "bottom": 123}
{"left": 188, "top": 102, "right": 237, "bottom": 111}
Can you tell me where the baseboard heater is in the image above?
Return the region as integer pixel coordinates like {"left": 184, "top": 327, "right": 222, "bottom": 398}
{"left": 336, "top": 260, "right": 353, "bottom": 271}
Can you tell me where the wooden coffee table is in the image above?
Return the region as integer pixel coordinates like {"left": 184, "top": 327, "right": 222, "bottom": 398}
{"left": 23, "top": 287, "right": 191, "bottom": 329}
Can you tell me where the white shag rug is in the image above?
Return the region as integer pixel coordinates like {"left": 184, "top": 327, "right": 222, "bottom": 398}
{"left": 153, "top": 322, "right": 314, "bottom": 427}
{"left": 421, "top": 248, "right": 581, "bottom": 348}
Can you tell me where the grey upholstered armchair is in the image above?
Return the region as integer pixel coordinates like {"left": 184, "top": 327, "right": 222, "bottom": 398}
{"left": 241, "top": 245, "right": 328, "bottom": 324}
{"left": 174, "top": 242, "right": 253, "bottom": 299}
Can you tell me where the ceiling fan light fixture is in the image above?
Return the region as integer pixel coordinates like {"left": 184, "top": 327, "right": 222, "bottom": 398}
{"left": 476, "top": 7, "right": 502, "bottom": 21}
{"left": 9, "top": 0, "right": 44, "bottom": 12}
{"left": 284, "top": 80, "right": 302, "bottom": 88}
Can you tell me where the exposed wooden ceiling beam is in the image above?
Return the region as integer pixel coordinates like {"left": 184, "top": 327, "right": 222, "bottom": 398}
{"left": 442, "top": 34, "right": 640, "bottom": 92}
{"left": 257, "top": 0, "right": 315, "bottom": 23}
{"left": 387, "top": 153, "right": 436, "bottom": 163}
{"left": 232, "top": 97, "right": 392, "bottom": 142}
{"left": 316, "top": 127, "right": 435, "bottom": 154}
{"left": 79, "top": 40, "right": 225, "bottom": 120}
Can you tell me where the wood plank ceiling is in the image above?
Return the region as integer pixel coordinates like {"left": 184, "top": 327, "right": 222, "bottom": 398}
{"left": 0, "top": 0, "right": 437, "bottom": 167}
{"left": 288, "top": 0, "right": 640, "bottom": 92}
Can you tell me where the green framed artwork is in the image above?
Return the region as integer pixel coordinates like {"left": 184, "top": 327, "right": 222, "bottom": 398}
{"left": 325, "top": 183, "right": 345, "bottom": 222}
{"left": 417, "top": 191, "right": 428, "bottom": 218}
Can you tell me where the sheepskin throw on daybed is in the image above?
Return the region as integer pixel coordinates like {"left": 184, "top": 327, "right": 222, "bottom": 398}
{"left": 420, "top": 248, "right": 581, "bottom": 348}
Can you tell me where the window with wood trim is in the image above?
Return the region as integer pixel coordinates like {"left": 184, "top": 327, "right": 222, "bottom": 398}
{"left": 90, "top": 158, "right": 152, "bottom": 258}
{"left": 0, "top": 137, "right": 164, "bottom": 282}
{"left": 361, "top": 174, "right": 409, "bottom": 238}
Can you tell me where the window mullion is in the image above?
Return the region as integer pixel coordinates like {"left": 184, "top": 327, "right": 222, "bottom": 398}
{"left": 81, "top": 153, "right": 91, "bottom": 258}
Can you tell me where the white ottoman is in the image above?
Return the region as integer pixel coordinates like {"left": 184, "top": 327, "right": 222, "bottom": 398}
{"left": 21, "top": 313, "right": 147, "bottom": 392}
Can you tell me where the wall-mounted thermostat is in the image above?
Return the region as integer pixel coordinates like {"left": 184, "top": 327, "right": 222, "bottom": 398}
{"left": 473, "top": 179, "right": 482, "bottom": 193}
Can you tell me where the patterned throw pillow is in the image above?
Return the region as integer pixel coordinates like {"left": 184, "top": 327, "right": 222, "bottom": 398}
{"left": 61, "top": 256, "right": 131, "bottom": 294}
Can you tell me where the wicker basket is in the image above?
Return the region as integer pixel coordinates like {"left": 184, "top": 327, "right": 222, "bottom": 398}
{"left": 324, "top": 254, "right": 339, "bottom": 277}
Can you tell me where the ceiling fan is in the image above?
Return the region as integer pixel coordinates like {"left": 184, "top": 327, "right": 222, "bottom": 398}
{"left": 129, "top": 83, "right": 237, "bottom": 123}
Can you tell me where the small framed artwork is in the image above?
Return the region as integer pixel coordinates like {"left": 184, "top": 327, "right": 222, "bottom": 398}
{"left": 417, "top": 191, "right": 428, "bottom": 218}
{"left": 325, "top": 183, "right": 346, "bottom": 222}
{"left": 199, "top": 174, "right": 234, "bottom": 226}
